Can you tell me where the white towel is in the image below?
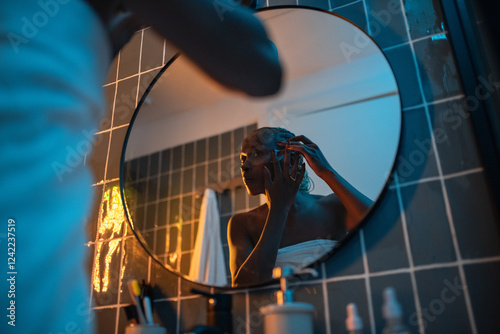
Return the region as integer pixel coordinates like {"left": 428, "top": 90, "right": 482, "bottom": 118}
{"left": 276, "top": 239, "right": 337, "bottom": 271}
{"left": 189, "top": 188, "right": 228, "bottom": 286}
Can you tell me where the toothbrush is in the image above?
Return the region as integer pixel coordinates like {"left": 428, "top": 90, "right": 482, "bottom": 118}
{"left": 143, "top": 296, "right": 154, "bottom": 325}
{"left": 128, "top": 280, "right": 147, "bottom": 324}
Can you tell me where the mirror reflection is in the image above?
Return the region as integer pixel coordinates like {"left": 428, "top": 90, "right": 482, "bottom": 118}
{"left": 121, "top": 7, "right": 401, "bottom": 288}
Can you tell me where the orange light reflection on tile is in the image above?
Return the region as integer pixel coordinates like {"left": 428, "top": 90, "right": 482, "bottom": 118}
{"left": 93, "top": 185, "right": 125, "bottom": 293}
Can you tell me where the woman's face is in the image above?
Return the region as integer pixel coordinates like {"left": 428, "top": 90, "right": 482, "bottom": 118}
{"left": 239, "top": 131, "right": 279, "bottom": 196}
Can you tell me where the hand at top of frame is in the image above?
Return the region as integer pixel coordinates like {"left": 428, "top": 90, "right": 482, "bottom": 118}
{"left": 278, "top": 135, "right": 333, "bottom": 179}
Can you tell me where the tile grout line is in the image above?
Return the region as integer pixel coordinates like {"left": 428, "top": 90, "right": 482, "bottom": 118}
{"left": 321, "top": 262, "right": 332, "bottom": 334}
{"left": 176, "top": 276, "right": 181, "bottom": 334}
{"left": 391, "top": 167, "right": 484, "bottom": 189}
{"left": 360, "top": 229, "right": 376, "bottom": 334}
{"left": 330, "top": 0, "right": 363, "bottom": 12}
{"left": 361, "top": 0, "right": 371, "bottom": 36}
{"left": 103, "top": 65, "right": 164, "bottom": 88}
{"left": 398, "top": 0, "right": 477, "bottom": 331}
{"left": 115, "top": 237, "right": 127, "bottom": 334}
{"left": 90, "top": 47, "right": 122, "bottom": 317}
{"left": 394, "top": 172, "right": 425, "bottom": 333}
{"left": 245, "top": 290, "right": 250, "bottom": 334}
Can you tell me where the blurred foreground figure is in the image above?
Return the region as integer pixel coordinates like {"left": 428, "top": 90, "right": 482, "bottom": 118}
{"left": 0, "top": 0, "right": 281, "bottom": 333}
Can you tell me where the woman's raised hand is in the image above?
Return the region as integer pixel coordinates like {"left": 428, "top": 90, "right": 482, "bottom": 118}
{"left": 278, "top": 135, "right": 333, "bottom": 179}
{"left": 263, "top": 149, "right": 305, "bottom": 209}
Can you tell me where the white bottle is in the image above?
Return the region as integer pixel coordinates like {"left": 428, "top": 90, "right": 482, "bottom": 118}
{"left": 259, "top": 267, "right": 315, "bottom": 334}
{"left": 382, "top": 287, "right": 410, "bottom": 334}
{"left": 345, "top": 303, "right": 363, "bottom": 334}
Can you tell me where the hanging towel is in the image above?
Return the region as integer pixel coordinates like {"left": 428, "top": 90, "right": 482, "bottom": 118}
{"left": 189, "top": 188, "right": 228, "bottom": 286}
{"left": 276, "top": 239, "right": 337, "bottom": 271}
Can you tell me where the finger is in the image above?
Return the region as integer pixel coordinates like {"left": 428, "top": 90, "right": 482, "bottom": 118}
{"left": 296, "top": 163, "right": 306, "bottom": 185}
{"left": 290, "top": 149, "right": 300, "bottom": 177}
{"left": 287, "top": 135, "right": 313, "bottom": 145}
{"left": 283, "top": 147, "right": 290, "bottom": 177}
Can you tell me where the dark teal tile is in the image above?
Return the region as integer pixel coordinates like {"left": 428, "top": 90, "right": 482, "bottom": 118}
{"left": 146, "top": 176, "right": 158, "bottom": 202}
{"left": 158, "top": 200, "right": 168, "bottom": 227}
{"left": 195, "top": 165, "right": 206, "bottom": 189}
{"left": 172, "top": 145, "right": 183, "bottom": 170}
{"left": 182, "top": 168, "right": 194, "bottom": 193}
{"left": 332, "top": 1, "right": 368, "bottom": 32}
{"left": 414, "top": 267, "right": 472, "bottom": 333}
{"left": 86, "top": 184, "right": 103, "bottom": 242}
{"left": 325, "top": 232, "right": 364, "bottom": 277}
{"left": 153, "top": 300, "right": 178, "bottom": 334}
{"left": 170, "top": 170, "right": 181, "bottom": 196}
{"left": 384, "top": 44, "right": 423, "bottom": 108}
{"left": 88, "top": 131, "right": 109, "bottom": 184}
{"left": 137, "top": 155, "right": 148, "bottom": 179}
{"left": 370, "top": 273, "right": 416, "bottom": 333}
{"left": 429, "top": 98, "right": 481, "bottom": 174}
{"left": 118, "top": 31, "right": 141, "bottom": 79}
{"left": 364, "top": 188, "right": 409, "bottom": 272}
{"left": 268, "top": 0, "right": 296, "bottom": 5}
{"left": 94, "top": 308, "right": 117, "bottom": 333}
{"left": 106, "top": 127, "right": 127, "bottom": 180}
{"left": 298, "top": 0, "right": 330, "bottom": 10}
{"left": 221, "top": 131, "right": 232, "bottom": 157}
{"left": 181, "top": 195, "right": 194, "bottom": 222}
{"left": 365, "top": 0, "right": 408, "bottom": 48}
{"left": 196, "top": 138, "right": 207, "bottom": 163}
{"left": 145, "top": 203, "right": 157, "bottom": 230}
{"left": 119, "top": 237, "right": 151, "bottom": 304}
{"left": 168, "top": 198, "right": 180, "bottom": 224}
{"left": 401, "top": 181, "right": 456, "bottom": 266}
{"left": 446, "top": 173, "right": 500, "bottom": 259}
{"left": 464, "top": 261, "right": 500, "bottom": 333}
{"left": 184, "top": 142, "right": 195, "bottom": 167}
{"left": 413, "top": 35, "right": 463, "bottom": 103}
{"left": 160, "top": 148, "right": 171, "bottom": 172}
{"left": 233, "top": 127, "right": 245, "bottom": 154}
{"left": 102, "top": 84, "right": 115, "bottom": 131}
{"left": 149, "top": 152, "right": 160, "bottom": 177}
{"left": 331, "top": 0, "right": 357, "bottom": 7}
{"left": 113, "top": 76, "right": 139, "bottom": 127}
{"left": 209, "top": 135, "right": 220, "bottom": 161}
{"left": 155, "top": 227, "right": 167, "bottom": 255}
{"left": 396, "top": 108, "right": 439, "bottom": 184}
{"left": 105, "top": 56, "right": 118, "bottom": 84}
{"left": 138, "top": 68, "right": 160, "bottom": 102}
{"left": 207, "top": 161, "right": 220, "bottom": 184}
{"left": 404, "top": 0, "right": 446, "bottom": 40}
{"left": 141, "top": 28, "right": 164, "bottom": 72}
{"left": 179, "top": 297, "right": 206, "bottom": 332}
{"left": 159, "top": 173, "right": 170, "bottom": 199}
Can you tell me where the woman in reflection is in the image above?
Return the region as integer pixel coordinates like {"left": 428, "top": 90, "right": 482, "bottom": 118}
{"left": 228, "top": 127, "right": 372, "bottom": 286}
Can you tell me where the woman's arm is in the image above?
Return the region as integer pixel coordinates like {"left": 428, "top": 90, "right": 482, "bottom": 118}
{"left": 282, "top": 136, "right": 372, "bottom": 230}
{"left": 228, "top": 150, "right": 305, "bottom": 286}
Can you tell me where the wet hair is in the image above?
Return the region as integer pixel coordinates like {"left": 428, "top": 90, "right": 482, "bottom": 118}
{"left": 249, "top": 127, "right": 312, "bottom": 193}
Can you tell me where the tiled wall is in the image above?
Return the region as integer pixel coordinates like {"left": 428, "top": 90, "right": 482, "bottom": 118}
{"left": 86, "top": 1, "right": 500, "bottom": 333}
{"left": 122, "top": 124, "right": 261, "bottom": 282}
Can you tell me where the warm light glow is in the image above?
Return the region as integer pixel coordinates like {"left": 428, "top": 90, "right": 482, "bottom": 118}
{"left": 93, "top": 186, "right": 126, "bottom": 293}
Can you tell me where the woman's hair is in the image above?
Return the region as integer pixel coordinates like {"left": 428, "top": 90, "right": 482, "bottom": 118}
{"left": 250, "top": 127, "right": 312, "bottom": 193}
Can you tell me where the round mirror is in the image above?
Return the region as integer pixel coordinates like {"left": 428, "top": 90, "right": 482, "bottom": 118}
{"left": 120, "top": 6, "right": 401, "bottom": 288}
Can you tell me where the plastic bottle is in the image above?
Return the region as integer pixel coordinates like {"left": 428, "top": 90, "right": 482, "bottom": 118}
{"left": 345, "top": 303, "right": 363, "bottom": 334}
{"left": 382, "top": 287, "right": 410, "bottom": 334}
